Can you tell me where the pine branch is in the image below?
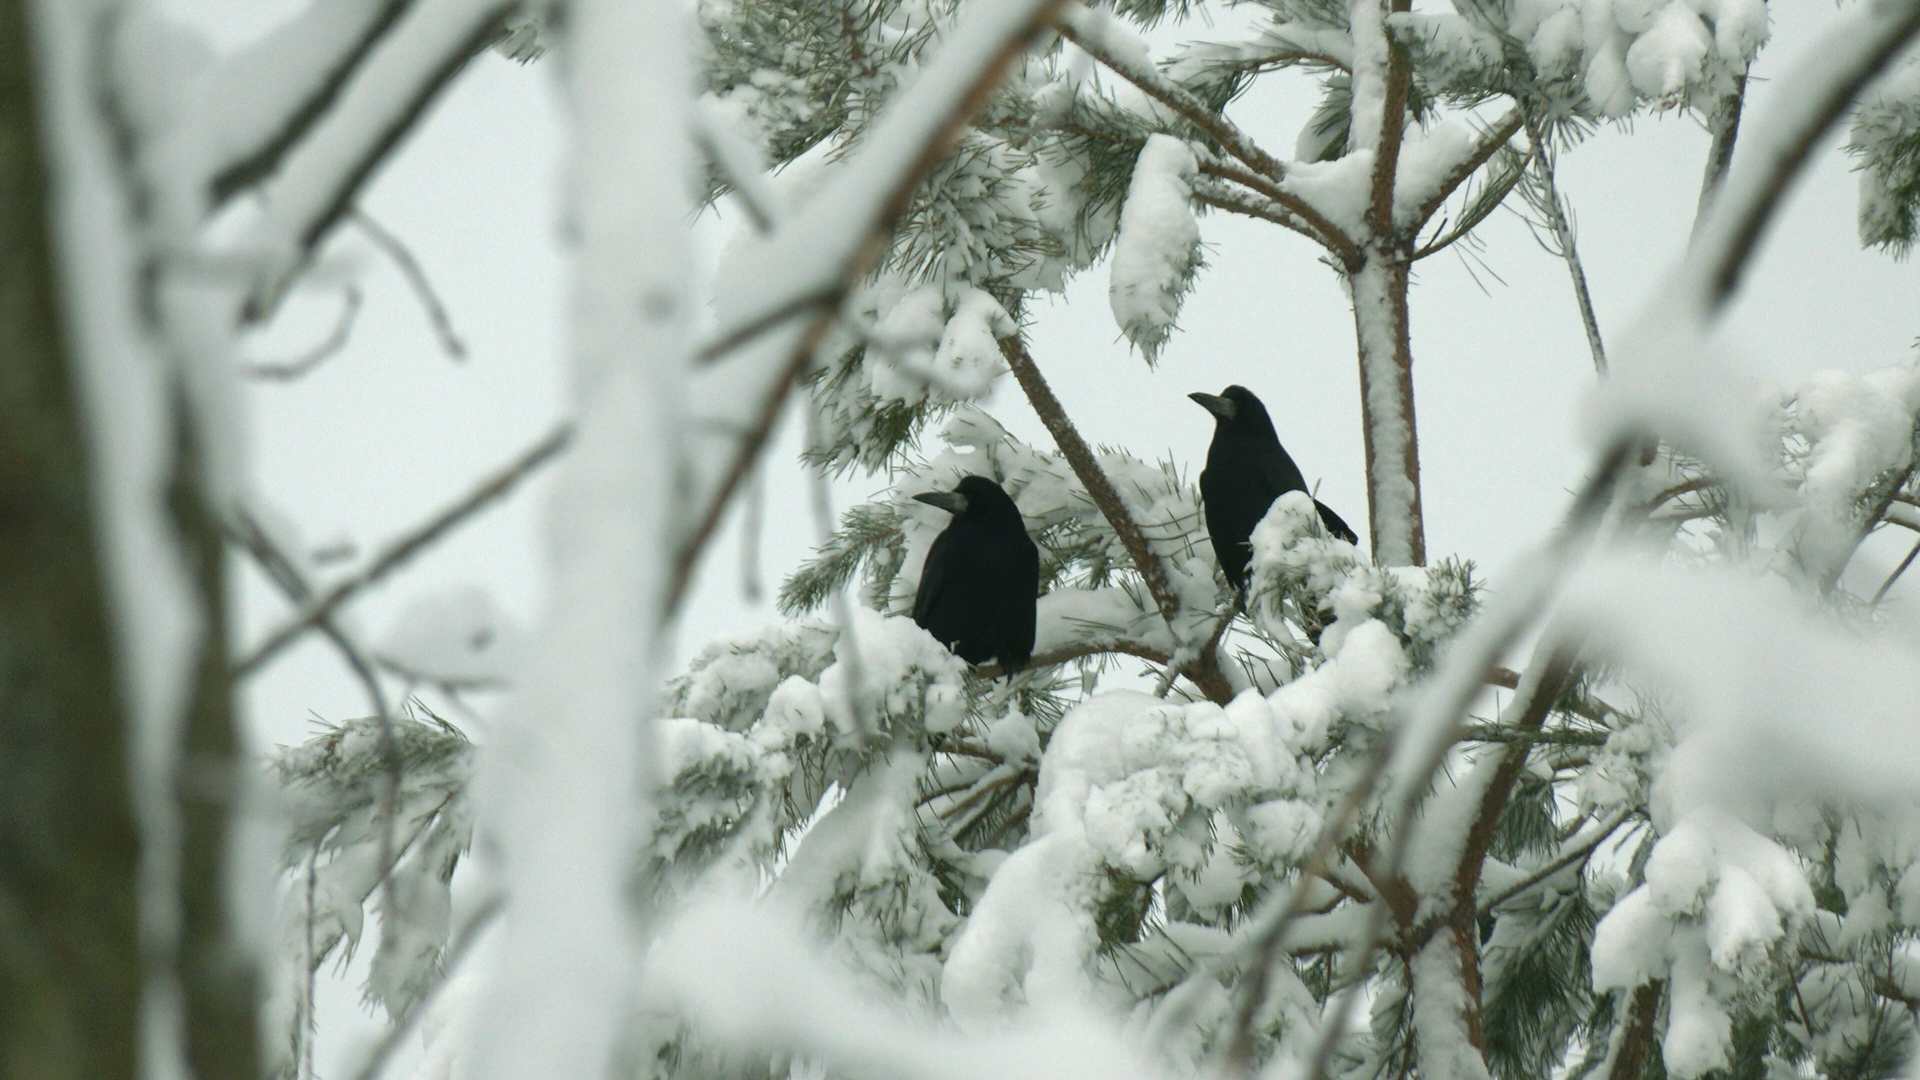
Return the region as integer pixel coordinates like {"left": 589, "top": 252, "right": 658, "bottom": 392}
{"left": 1607, "top": 981, "right": 1664, "bottom": 1080}
{"left": 1194, "top": 158, "right": 1360, "bottom": 265}
{"left": 1477, "top": 807, "right": 1633, "bottom": 918}
{"left": 1055, "top": 6, "right": 1292, "bottom": 185}
{"left": 1406, "top": 107, "right": 1525, "bottom": 233}
{"left": 666, "top": 0, "right": 1074, "bottom": 617}
{"left": 1517, "top": 117, "right": 1607, "bottom": 373}
{"left": 1000, "top": 337, "right": 1236, "bottom": 704}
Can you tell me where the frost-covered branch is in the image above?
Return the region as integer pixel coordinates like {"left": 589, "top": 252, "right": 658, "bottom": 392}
{"left": 236, "top": 421, "right": 572, "bottom": 678}
{"left": 1517, "top": 119, "right": 1606, "bottom": 373}
{"left": 1194, "top": 158, "right": 1359, "bottom": 264}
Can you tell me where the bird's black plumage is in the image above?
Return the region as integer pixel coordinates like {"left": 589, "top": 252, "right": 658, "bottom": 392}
{"left": 1191, "top": 385, "right": 1359, "bottom": 588}
{"left": 911, "top": 475, "right": 1039, "bottom": 675}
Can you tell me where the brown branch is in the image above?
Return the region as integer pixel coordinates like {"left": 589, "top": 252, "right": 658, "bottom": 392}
{"left": 207, "top": 0, "right": 418, "bottom": 205}
{"left": 1001, "top": 337, "right": 1236, "bottom": 704}
{"left": 1055, "top": 8, "right": 1291, "bottom": 183}
{"left": 1874, "top": 536, "right": 1920, "bottom": 603}
{"left": 1362, "top": 0, "right": 1415, "bottom": 242}
{"left": 1609, "top": 981, "right": 1665, "bottom": 1080}
{"left": 1195, "top": 158, "right": 1360, "bottom": 266}
{"left": 1694, "top": 70, "right": 1749, "bottom": 225}
{"left": 1406, "top": 108, "right": 1524, "bottom": 233}
{"left": 973, "top": 636, "right": 1176, "bottom": 680}
{"left": 234, "top": 421, "right": 573, "bottom": 678}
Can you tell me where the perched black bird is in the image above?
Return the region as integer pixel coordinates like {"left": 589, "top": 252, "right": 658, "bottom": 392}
{"left": 1191, "top": 384, "right": 1359, "bottom": 588}
{"left": 911, "top": 475, "right": 1039, "bottom": 675}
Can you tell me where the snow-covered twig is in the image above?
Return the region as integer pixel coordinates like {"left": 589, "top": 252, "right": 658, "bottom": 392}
{"left": 245, "top": 285, "right": 364, "bottom": 381}
{"left": 1192, "top": 158, "right": 1358, "bottom": 264}
{"left": 235, "top": 421, "right": 572, "bottom": 678}
{"left": 1517, "top": 118, "right": 1606, "bottom": 373}
{"left": 242, "top": 0, "right": 516, "bottom": 323}
{"left": 1476, "top": 806, "right": 1635, "bottom": 917}
{"left": 1683, "top": 0, "right": 1920, "bottom": 312}
{"left": 350, "top": 210, "right": 466, "bottom": 358}
{"left": 205, "top": 0, "right": 419, "bottom": 206}
{"left": 1406, "top": 108, "right": 1525, "bottom": 231}
{"left": 1056, "top": 4, "right": 1289, "bottom": 182}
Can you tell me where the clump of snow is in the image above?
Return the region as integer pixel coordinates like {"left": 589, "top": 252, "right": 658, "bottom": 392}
{"left": 1784, "top": 364, "right": 1920, "bottom": 580}
{"left": 376, "top": 585, "right": 527, "bottom": 686}
{"left": 1279, "top": 150, "right": 1375, "bottom": 240}
{"left": 1109, "top": 135, "right": 1202, "bottom": 363}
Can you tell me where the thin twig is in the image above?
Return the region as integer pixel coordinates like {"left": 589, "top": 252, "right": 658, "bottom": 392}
{"left": 235, "top": 422, "right": 574, "bottom": 678}
{"left": 246, "top": 286, "right": 364, "bottom": 381}
{"left": 1407, "top": 108, "right": 1525, "bottom": 231}
{"left": 351, "top": 210, "right": 466, "bottom": 358}
{"left": 1520, "top": 117, "right": 1606, "bottom": 372}
{"left": 1873, "top": 536, "right": 1920, "bottom": 604}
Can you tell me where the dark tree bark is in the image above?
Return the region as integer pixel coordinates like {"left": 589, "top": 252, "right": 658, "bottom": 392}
{"left": 0, "top": 0, "right": 144, "bottom": 1073}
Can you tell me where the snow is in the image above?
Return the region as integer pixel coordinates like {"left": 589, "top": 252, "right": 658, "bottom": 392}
{"left": 1109, "top": 135, "right": 1202, "bottom": 362}
{"left": 1785, "top": 363, "right": 1920, "bottom": 580}
{"left": 377, "top": 585, "right": 527, "bottom": 685}
{"left": 1391, "top": 122, "right": 1476, "bottom": 229}
{"left": 1351, "top": 259, "right": 1417, "bottom": 565}
{"left": 1410, "top": 935, "right": 1493, "bottom": 1080}
{"left": 1279, "top": 151, "right": 1375, "bottom": 241}
{"left": 1663, "top": 929, "right": 1732, "bottom": 1078}
{"left": 467, "top": 0, "right": 696, "bottom": 1071}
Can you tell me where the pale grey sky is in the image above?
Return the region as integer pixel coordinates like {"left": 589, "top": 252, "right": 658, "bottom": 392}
{"left": 163, "top": 0, "right": 1916, "bottom": 1070}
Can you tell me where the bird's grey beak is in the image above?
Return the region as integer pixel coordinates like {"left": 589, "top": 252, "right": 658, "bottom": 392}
{"left": 1189, "top": 392, "right": 1237, "bottom": 421}
{"left": 914, "top": 490, "right": 969, "bottom": 515}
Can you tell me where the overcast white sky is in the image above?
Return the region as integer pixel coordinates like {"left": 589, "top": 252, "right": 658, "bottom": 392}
{"left": 166, "top": 0, "right": 1914, "bottom": 1071}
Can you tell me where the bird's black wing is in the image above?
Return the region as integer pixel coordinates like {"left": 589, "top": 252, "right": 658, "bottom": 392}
{"left": 1250, "top": 445, "right": 1310, "bottom": 504}
{"left": 1313, "top": 499, "right": 1360, "bottom": 545}
{"left": 913, "top": 529, "right": 956, "bottom": 628}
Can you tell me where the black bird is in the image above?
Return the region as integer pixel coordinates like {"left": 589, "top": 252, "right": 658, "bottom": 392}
{"left": 911, "top": 475, "right": 1039, "bottom": 675}
{"left": 1190, "top": 384, "right": 1359, "bottom": 588}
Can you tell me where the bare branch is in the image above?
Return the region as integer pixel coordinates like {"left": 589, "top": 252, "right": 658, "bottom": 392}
{"left": 1875, "top": 536, "right": 1920, "bottom": 604}
{"left": 234, "top": 421, "right": 573, "bottom": 678}
{"left": 245, "top": 286, "right": 363, "bottom": 381}
{"left": 350, "top": 210, "right": 466, "bottom": 358}
{"left": 1519, "top": 117, "right": 1607, "bottom": 372}
{"left": 1055, "top": 5, "right": 1294, "bottom": 185}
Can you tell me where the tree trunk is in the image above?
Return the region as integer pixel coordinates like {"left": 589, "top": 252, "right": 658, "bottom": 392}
{"left": 0, "top": 0, "right": 144, "bottom": 1072}
{"left": 1350, "top": 250, "right": 1425, "bottom": 566}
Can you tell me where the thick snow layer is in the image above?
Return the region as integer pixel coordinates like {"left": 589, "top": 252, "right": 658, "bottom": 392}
{"left": 1108, "top": 135, "right": 1201, "bottom": 362}
{"left": 1391, "top": 122, "right": 1476, "bottom": 228}
{"left": 1279, "top": 150, "right": 1374, "bottom": 240}
{"left": 1410, "top": 936, "right": 1494, "bottom": 1080}
{"left": 1786, "top": 364, "right": 1920, "bottom": 579}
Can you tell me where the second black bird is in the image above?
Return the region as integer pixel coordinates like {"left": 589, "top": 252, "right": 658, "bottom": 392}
{"left": 1191, "top": 384, "right": 1359, "bottom": 589}
{"left": 911, "top": 475, "right": 1039, "bottom": 675}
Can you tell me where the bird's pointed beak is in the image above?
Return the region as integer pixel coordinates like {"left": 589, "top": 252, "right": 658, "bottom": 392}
{"left": 1188, "top": 392, "right": 1237, "bottom": 421}
{"left": 913, "top": 490, "right": 969, "bottom": 515}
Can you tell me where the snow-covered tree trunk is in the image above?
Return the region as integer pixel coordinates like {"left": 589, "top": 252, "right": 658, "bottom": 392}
{"left": 1349, "top": 0, "right": 1425, "bottom": 567}
{"left": 470, "top": 0, "right": 694, "bottom": 1073}
{"left": 0, "top": 1, "right": 144, "bottom": 1070}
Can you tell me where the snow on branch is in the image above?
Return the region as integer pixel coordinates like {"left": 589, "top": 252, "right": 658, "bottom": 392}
{"left": 673, "top": 0, "right": 1074, "bottom": 613}
{"left": 238, "top": 0, "right": 515, "bottom": 322}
